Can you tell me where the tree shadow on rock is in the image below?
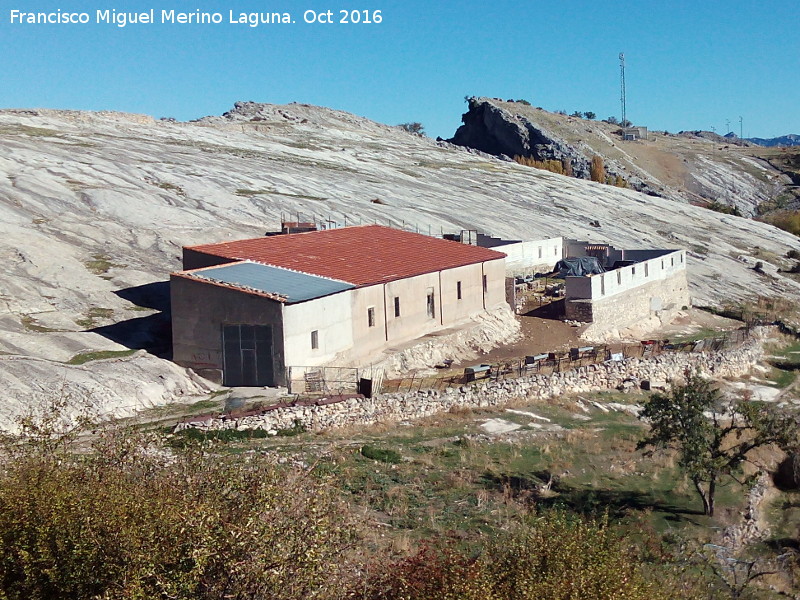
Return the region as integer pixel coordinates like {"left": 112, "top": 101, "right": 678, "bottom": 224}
{"left": 481, "top": 471, "right": 704, "bottom": 523}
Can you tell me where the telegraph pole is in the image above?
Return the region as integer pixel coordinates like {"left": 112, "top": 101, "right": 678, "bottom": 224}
{"left": 739, "top": 116, "right": 743, "bottom": 139}
{"left": 619, "top": 53, "right": 626, "bottom": 125}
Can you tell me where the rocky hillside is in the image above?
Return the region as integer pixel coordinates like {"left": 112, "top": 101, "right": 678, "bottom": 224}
{"left": 747, "top": 134, "right": 800, "bottom": 147}
{"left": 1, "top": 101, "right": 800, "bottom": 428}
{"left": 450, "top": 98, "right": 792, "bottom": 216}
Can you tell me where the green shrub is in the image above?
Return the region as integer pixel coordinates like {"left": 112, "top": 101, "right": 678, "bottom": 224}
{"left": 705, "top": 200, "right": 742, "bottom": 216}
{"left": 762, "top": 210, "right": 800, "bottom": 236}
{"left": 169, "top": 426, "right": 271, "bottom": 446}
{"left": 360, "top": 445, "right": 402, "bottom": 464}
{"left": 276, "top": 419, "right": 307, "bottom": 437}
{"left": 362, "top": 512, "right": 676, "bottom": 600}
{"left": 0, "top": 426, "right": 355, "bottom": 600}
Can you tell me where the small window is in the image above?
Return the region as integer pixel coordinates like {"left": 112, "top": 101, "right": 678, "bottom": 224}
{"left": 617, "top": 271, "right": 621, "bottom": 285}
{"left": 482, "top": 274, "right": 488, "bottom": 293}
{"left": 600, "top": 275, "right": 605, "bottom": 296}
{"left": 645, "top": 263, "right": 649, "bottom": 277}
{"left": 680, "top": 254, "right": 683, "bottom": 263}
{"left": 367, "top": 307, "right": 375, "bottom": 327}
{"left": 538, "top": 246, "right": 542, "bottom": 258}
{"left": 554, "top": 247, "right": 558, "bottom": 255}
{"left": 426, "top": 289, "right": 435, "bottom": 319}
{"left": 311, "top": 330, "right": 319, "bottom": 349}
{"left": 632, "top": 266, "right": 636, "bottom": 276}
{"left": 394, "top": 296, "right": 401, "bottom": 318}
{"left": 671, "top": 257, "right": 674, "bottom": 267}
{"left": 457, "top": 281, "right": 462, "bottom": 300}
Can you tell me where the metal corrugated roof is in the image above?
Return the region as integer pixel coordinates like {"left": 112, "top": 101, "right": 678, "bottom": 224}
{"left": 186, "top": 225, "right": 506, "bottom": 287}
{"left": 192, "top": 262, "right": 354, "bottom": 303}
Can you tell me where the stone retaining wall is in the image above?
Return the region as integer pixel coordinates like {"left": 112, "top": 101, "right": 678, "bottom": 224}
{"left": 176, "top": 328, "right": 767, "bottom": 435}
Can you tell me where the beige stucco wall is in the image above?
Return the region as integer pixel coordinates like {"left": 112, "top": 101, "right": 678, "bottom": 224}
{"left": 347, "top": 259, "right": 508, "bottom": 364}
{"left": 440, "top": 263, "right": 485, "bottom": 324}
{"left": 282, "top": 292, "right": 354, "bottom": 367}
{"left": 482, "top": 258, "right": 508, "bottom": 308}
{"left": 350, "top": 284, "right": 389, "bottom": 355}
{"left": 383, "top": 271, "right": 441, "bottom": 343}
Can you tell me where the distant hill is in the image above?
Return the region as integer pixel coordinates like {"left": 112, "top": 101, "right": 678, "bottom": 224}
{"left": 449, "top": 97, "right": 790, "bottom": 216}
{"left": 746, "top": 134, "right": 800, "bottom": 147}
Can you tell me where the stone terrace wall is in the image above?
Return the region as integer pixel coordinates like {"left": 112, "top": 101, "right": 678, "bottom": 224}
{"left": 176, "top": 329, "right": 766, "bottom": 435}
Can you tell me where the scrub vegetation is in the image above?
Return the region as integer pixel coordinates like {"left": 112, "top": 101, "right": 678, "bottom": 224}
{"left": 2, "top": 358, "right": 800, "bottom": 598}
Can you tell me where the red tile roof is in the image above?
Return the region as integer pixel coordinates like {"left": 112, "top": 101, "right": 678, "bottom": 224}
{"left": 186, "top": 225, "right": 506, "bottom": 287}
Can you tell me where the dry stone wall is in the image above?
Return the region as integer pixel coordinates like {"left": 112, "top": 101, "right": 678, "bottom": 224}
{"left": 176, "top": 328, "right": 766, "bottom": 435}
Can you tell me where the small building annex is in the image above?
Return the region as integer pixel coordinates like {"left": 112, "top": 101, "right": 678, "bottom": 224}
{"left": 171, "top": 225, "right": 507, "bottom": 387}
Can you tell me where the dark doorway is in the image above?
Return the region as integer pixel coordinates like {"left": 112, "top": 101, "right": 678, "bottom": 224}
{"left": 222, "top": 324, "right": 274, "bottom": 386}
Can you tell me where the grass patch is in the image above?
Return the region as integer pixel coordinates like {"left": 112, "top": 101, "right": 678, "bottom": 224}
{"left": 276, "top": 419, "right": 308, "bottom": 437}
{"left": 765, "top": 338, "right": 800, "bottom": 386}
{"left": 768, "top": 367, "right": 796, "bottom": 389}
{"left": 234, "top": 187, "right": 327, "bottom": 201}
{"left": 153, "top": 181, "right": 185, "bottom": 195}
{"left": 360, "top": 445, "right": 402, "bottom": 464}
{"left": 85, "top": 253, "right": 125, "bottom": 275}
{"left": 0, "top": 124, "right": 62, "bottom": 137}
{"left": 66, "top": 349, "right": 137, "bottom": 365}
{"left": 169, "top": 427, "right": 271, "bottom": 448}
{"left": 146, "top": 391, "right": 756, "bottom": 544}
{"left": 765, "top": 490, "right": 800, "bottom": 544}
{"left": 669, "top": 327, "right": 730, "bottom": 344}
{"left": 20, "top": 315, "right": 62, "bottom": 333}
{"left": 75, "top": 307, "right": 114, "bottom": 329}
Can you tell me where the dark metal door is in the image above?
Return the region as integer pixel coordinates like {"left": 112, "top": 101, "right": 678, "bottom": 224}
{"left": 222, "top": 324, "right": 274, "bottom": 387}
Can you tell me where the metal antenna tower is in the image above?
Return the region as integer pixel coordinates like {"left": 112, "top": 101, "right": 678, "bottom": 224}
{"left": 739, "top": 116, "right": 743, "bottom": 139}
{"left": 619, "top": 53, "right": 626, "bottom": 125}
{"left": 726, "top": 119, "right": 731, "bottom": 134}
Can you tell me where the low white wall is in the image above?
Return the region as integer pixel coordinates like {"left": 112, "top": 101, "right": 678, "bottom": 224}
{"left": 567, "top": 268, "right": 691, "bottom": 338}
{"left": 499, "top": 237, "right": 564, "bottom": 273}
{"left": 566, "top": 249, "right": 686, "bottom": 301}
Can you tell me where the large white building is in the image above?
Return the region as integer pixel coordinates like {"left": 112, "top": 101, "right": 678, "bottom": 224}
{"left": 171, "top": 225, "right": 507, "bottom": 387}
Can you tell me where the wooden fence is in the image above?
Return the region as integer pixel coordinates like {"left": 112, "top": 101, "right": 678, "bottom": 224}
{"left": 377, "top": 327, "right": 754, "bottom": 395}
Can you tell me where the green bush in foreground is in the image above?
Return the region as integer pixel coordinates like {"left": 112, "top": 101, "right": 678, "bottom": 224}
{"left": 0, "top": 406, "right": 711, "bottom": 600}
{"left": 0, "top": 427, "right": 355, "bottom": 600}
{"left": 361, "top": 512, "right": 675, "bottom": 600}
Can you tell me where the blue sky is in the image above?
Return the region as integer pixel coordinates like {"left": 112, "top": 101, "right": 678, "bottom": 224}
{"left": 0, "top": 0, "right": 797, "bottom": 139}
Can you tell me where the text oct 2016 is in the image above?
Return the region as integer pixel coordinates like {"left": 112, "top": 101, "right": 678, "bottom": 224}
{"left": 6, "top": 8, "right": 384, "bottom": 28}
